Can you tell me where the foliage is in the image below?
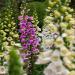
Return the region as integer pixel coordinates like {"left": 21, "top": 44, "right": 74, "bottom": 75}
{"left": 0, "top": 0, "right": 19, "bottom": 66}
{"left": 8, "top": 47, "right": 23, "bottom": 75}
{"left": 33, "top": 0, "right": 45, "bottom": 2}
{"left": 27, "top": 0, "right": 49, "bottom": 28}
{"left": 32, "top": 64, "right": 48, "bottom": 75}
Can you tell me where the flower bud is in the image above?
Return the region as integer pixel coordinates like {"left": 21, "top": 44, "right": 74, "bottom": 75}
{"left": 49, "top": 1, "right": 55, "bottom": 7}
{"left": 7, "top": 37, "right": 12, "bottom": 41}
{"left": 10, "top": 41, "right": 15, "bottom": 46}
{"left": 5, "top": 29, "right": 9, "bottom": 32}
{"left": 64, "top": 14, "right": 72, "bottom": 21}
{"left": 60, "top": 6, "right": 67, "bottom": 12}
{"left": 54, "top": 10, "right": 61, "bottom": 18}
{"left": 60, "top": 22, "right": 68, "bottom": 28}
{"left": 8, "top": 24, "right": 11, "bottom": 27}
{"left": 13, "top": 34, "right": 19, "bottom": 38}
{"left": 2, "top": 37, "right": 7, "bottom": 41}
{"left": 3, "top": 42, "right": 9, "bottom": 46}
{"left": 9, "top": 32, "right": 14, "bottom": 36}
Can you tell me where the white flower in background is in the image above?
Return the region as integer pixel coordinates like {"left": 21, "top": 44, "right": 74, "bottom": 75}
{"left": 37, "top": 0, "right": 75, "bottom": 74}
{"left": 36, "top": 26, "right": 41, "bottom": 32}
{"left": 70, "top": 46, "right": 75, "bottom": 51}
{"left": 42, "top": 27, "right": 51, "bottom": 36}
{"left": 66, "top": 35, "right": 75, "bottom": 43}
{"left": 35, "top": 50, "right": 52, "bottom": 64}
{"left": 7, "top": 37, "right": 13, "bottom": 41}
{"left": 69, "top": 43, "right": 75, "bottom": 51}
{"left": 64, "top": 29, "right": 75, "bottom": 36}
{"left": 48, "top": 23, "right": 58, "bottom": 33}
{"left": 35, "top": 57, "right": 51, "bottom": 64}
{"left": 35, "top": 50, "right": 60, "bottom": 64}
{"left": 51, "top": 32, "right": 59, "bottom": 39}
{"left": 13, "top": 34, "right": 19, "bottom": 38}
{"left": 51, "top": 50, "right": 60, "bottom": 62}
{"left": 4, "top": 46, "right": 12, "bottom": 51}
{"left": 54, "top": 10, "right": 61, "bottom": 18}
{"left": 14, "top": 43, "right": 22, "bottom": 48}
{"left": 60, "top": 46, "right": 69, "bottom": 56}
{"left": 43, "top": 39, "right": 54, "bottom": 46}
{"left": 69, "top": 18, "right": 75, "bottom": 25}
{"left": 44, "top": 60, "right": 68, "bottom": 75}
{"left": 10, "top": 41, "right": 15, "bottom": 46}
{"left": 2, "top": 42, "right": 9, "bottom": 47}
{"left": 60, "top": 22, "right": 68, "bottom": 29}
{"left": 54, "top": 37, "right": 64, "bottom": 48}
{"left": 64, "top": 14, "right": 72, "bottom": 21}
{"left": 60, "top": 6, "right": 67, "bottom": 12}
{"left": 65, "top": 51, "right": 75, "bottom": 62}
{"left": 67, "top": 7, "right": 74, "bottom": 12}
{"left": 43, "top": 22, "right": 58, "bottom": 34}
{"left": 44, "top": 16, "right": 53, "bottom": 22}
{"left": 63, "top": 57, "right": 72, "bottom": 65}
{"left": 70, "top": 52, "right": 75, "bottom": 57}
{"left": 41, "top": 50, "right": 52, "bottom": 57}
{"left": 62, "top": 33, "right": 67, "bottom": 38}
{"left": 44, "top": 16, "right": 53, "bottom": 24}
{"left": 68, "top": 71, "right": 75, "bottom": 75}
{"left": 63, "top": 57, "right": 75, "bottom": 69}
{"left": 0, "top": 66, "right": 7, "bottom": 74}
{"left": 44, "top": 19, "right": 51, "bottom": 24}
{"left": 42, "top": 39, "right": 54, "bottom": 51}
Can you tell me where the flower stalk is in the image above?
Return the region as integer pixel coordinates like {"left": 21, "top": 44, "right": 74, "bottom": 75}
{"left": 18, "top": 15, "right": 39, "bottom": 75}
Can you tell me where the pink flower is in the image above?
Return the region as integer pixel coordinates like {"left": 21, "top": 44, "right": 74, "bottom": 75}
{"left": 29, "top": 16, "right": 33, "bottom": 20}
{"left": 24, "top": 15, "right": 29, "bottom": 20}
{"left": 18, "top": 16, "right": 23, "bottom": 20}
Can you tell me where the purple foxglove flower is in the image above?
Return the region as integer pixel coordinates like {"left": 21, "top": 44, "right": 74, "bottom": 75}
{"left": 20, "top": 38, "right": 26, "bottom": 43}
{"left": 18, "top": 15, "right": 39, "bottom": 62}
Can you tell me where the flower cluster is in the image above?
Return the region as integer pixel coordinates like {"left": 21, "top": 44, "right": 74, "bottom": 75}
{"left": 36, "top": 0, "right": 75, "bottom": 75}
{"left": 0, "top": 6, "right": 19, "bottom": 66}
{"left": 18, "top": 15, "right": 40, "bottom": 62}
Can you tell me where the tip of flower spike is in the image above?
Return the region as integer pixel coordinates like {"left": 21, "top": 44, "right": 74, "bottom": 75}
{"left": 24, "top": 15, "right": 29, "bottom": 20}
{"left": 25, "top": 15, "right": 33, "bottom": 21}
{"left": 18, "top": 15, "right": 33, "bottom": 21}
{"left": 18, "top": 16, "right": 23, "bottom": 20}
